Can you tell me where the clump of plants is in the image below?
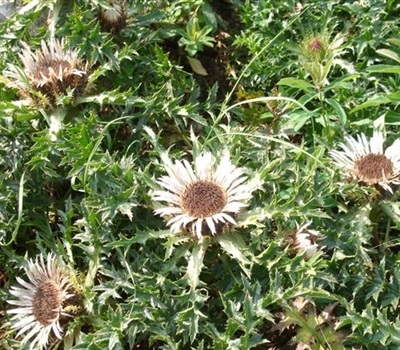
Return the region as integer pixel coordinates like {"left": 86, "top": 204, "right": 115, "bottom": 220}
{"left": 1, "top": 1, "right": 400, "bottom": 349}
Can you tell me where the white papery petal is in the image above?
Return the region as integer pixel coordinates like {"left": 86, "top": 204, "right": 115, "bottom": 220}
{"left": 370, "top": 131, "right": 384, "bottom": 154}
{"left": 224, "top": 201, "right": 248, "bottom": 212}
{"left": 205, "top": 217, "right": 216, "bottom": 235}
{"left": 157, "top": 176, "right": 185, "bottom": 194}
{"left": 385, "top": 139, "right": 400, "bottom": 163}
{"left": 195, "top": 219, "right": 203, "bottom": 239}
{"left": 154, "top": 207, "right": 184, "bottom": 216}
{"left": 359, "top": 133, "right": 370, "bottom": 155}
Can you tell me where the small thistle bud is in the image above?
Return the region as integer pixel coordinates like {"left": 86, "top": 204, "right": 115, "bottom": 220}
{"left": 99, "top": 0, "right": 127, "bottom": 33}
{"left": 303, "top": 35, "right": 328, "bottom": 61}
{"left": 308, "top": 38, "right": 323, "bottom": 52}
{"left": 288, "top": 223, "right": 320, "bottom": 260}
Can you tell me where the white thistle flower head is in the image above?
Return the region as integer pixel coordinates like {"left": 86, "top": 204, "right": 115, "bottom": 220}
{"left": 330, "top": 131, "right": 400, "bottom": 193}
{"left": 290, "top": 223, "right": 320, "bottom": 260}
{"left": 153, "top": 151, "right": 254, "bottom": 239}
{"left": 3, "top": 39, "right": 89, "bottom": 107}
{"left": 99, "top": 0, "right": 127, "bottom": 32}
{"left": 7, "top": 253, "right": 76, "bottom": 349}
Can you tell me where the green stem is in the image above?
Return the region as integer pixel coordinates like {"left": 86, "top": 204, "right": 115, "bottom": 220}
{"left": 318, "top": 87, "right": 331, "bottom": 141}
{"left": 385, "top": 219, "right": 390, "bottom": 246}
{"left": 85, "top": 228, "right": 100, "bottom": 288}
{"left": 49, "top": 0, "right": 65, "bottom": 39}
{"left": 84, "top": 212, "right": 101, "bottom": 289}
{"left": 4, "top": 171, "right": 25, "bottom": 246}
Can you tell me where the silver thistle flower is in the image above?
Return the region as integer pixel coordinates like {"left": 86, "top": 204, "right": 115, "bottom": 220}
{"left": 153, "top": 151, "right": 254, "bottom": 239}
{"left": 7, "top": 253, "right": 75, "bottom": 349}
{"left": 330, "top": 131, "right": 400, "bottom": 193}
{"left": 4, "top": 39, "right": 89, "bottom": 107}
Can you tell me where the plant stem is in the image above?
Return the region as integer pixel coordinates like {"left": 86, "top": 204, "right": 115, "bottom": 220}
{"left": 318, "top": 87, "right": 331, "bottom": 141}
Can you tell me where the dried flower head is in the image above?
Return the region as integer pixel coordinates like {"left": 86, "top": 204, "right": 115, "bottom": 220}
{"left": 288, "top": 223, "right": 320, "bottom": 259}
{"left": 99, "top": 0, "right": 127, "bottom": 32}
{"left": 153, "top": 151, "right": 254, "bottom": 239}
{"left": 4, "top": 39, "right": 89, "bottom": 107}
{"left": 330, "top": 131, "right": 400, "bottom": 193}
{"left": 7, "top": 253, "right": 78, "bottom": 349}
